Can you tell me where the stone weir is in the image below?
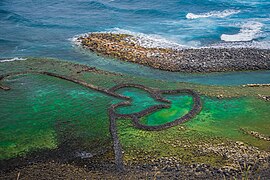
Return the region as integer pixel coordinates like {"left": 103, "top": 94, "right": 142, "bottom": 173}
{"left": 0, "top": 71, "right": 202, "bottom": 171}
{"left": 76, "top": 33, "right": 270, "bottom": 73}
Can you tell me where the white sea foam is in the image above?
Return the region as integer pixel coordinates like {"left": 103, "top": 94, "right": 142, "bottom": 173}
{"left": 71, "top": 24, "right": 269, "bottom": 51}
{"left": 69, "top": 33, "right": 89, "bottom": 46}
{"left": 0, "top": 57, "right": 27, "bottom": 63}
{"left": 221, "top": 22, "right": 264, "bottom": 42}
{"left": 71, "top": 28, "right": 188, "bottom": 50}
{"left": 186, "top": 9, "right": 240, "bottom": 19}
{"left": 109, "top": 28, "right": 187, "bottom": 49}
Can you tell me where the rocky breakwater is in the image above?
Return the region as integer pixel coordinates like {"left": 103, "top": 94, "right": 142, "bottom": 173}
{"left": 77, "top": 33, "right": 270, "bottom": 73}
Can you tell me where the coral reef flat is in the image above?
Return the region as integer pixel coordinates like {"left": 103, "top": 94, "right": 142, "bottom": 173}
{"left": 0, "top": 58, "right": 270, "bottom": 179}
{"left": 76, "top": 33, "right": 270, "bottom": 73}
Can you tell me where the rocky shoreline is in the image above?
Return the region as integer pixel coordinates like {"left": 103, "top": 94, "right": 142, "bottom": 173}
{"left": 1, "top": 140, "right": 269, "bottom": 179}
{"left": 76, "top": 33, "right": 270, "bottom": 73}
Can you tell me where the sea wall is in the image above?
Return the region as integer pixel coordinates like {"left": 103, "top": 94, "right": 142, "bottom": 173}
{"left": 77, "top": 33, "right": 270, "bottom": 73}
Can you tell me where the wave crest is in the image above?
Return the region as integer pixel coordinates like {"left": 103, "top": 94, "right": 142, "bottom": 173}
{"left": 0, "top": 57, "right": 27, "bottom": 63}
{"left": 186, "top": 9, "right": 240, "bottom": 19}
{"left": 109, "top": 28, "right": 187, "bottom": 49}
{"left": 72, "top": 28, "right": 188, "bottom": 50}
{"left": 221, "top": 22, "right": 264, "bottom": 42}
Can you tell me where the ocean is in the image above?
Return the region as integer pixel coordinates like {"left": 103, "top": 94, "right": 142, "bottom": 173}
{"left": 0, "top": 0, "right": 270, "bottom": 85}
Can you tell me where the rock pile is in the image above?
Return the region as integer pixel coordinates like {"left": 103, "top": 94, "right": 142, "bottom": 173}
{"left": 77, "top": 33, "right": 270, "bottom": 73}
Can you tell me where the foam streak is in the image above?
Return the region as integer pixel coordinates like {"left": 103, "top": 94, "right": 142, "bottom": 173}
{"left": 221, "top": 22, "right": 263, "bottom": 42}
{"left": 186, "top": 9, "right": 240, "bottom": 19}
{"left": 0, "top": 57, "right": 27, "bottom": 63}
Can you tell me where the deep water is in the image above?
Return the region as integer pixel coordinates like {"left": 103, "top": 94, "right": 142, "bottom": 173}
{"left": 0, "top": 0, "right": 270, "bottom": 85}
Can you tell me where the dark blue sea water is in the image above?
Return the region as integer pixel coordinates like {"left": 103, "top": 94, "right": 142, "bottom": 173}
{"left": 0, "top": 0, "right": 270, "bottom": 85}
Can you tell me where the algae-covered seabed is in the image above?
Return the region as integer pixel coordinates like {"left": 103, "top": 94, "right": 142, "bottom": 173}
{"left": 0, "top": 58, "right": 269, "bottom": 172}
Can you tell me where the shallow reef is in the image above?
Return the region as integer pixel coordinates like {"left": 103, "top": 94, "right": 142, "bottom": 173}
{"left": 0, "top": 58, "right": 269, "bottom": 179}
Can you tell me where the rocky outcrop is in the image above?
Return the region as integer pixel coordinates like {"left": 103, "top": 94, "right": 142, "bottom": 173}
{"left": 77, "top": 33, "right": 270, "bottom": 73}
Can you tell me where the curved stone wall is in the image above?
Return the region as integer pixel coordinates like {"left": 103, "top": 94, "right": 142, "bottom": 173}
{"left": 0, "top": 71, "right": 202, "bottom": 171}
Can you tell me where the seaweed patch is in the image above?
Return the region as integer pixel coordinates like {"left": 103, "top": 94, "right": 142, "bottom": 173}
{"left": 0, "top": 71, "right": 202, "bottom": 171}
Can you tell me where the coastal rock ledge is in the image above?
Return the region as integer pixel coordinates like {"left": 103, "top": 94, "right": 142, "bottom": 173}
{"left": 76, "top": 33, "right": 270, "bottom": 73}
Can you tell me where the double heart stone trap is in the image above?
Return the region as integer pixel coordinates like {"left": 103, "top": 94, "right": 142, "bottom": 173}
{"left": 0, "top": 71, "right": 202, "bottom": 171}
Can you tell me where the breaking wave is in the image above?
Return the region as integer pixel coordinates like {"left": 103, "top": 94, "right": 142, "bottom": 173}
{"left": 72, "top": 28, "right": 188, "bottom": 50}
{"left": 221, "top": 22, "right": 264, "bottom": 42}
{"left": 186, "top": 9, "right": 240, "bottom": 19}
{"left": 109, "top": 28, "right": 187, "bottom": 49}
{"left": 0, "top": 57, "right": 27, "bottom": 63}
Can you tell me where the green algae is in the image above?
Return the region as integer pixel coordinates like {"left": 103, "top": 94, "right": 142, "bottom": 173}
{"left": 114, "top": 90, "right": 270, "bottom": 167}
{"left": 188, "top": 97, "right": 270, "bottom": 150}
{"left": 140, "top": 95, "right": 193, "bottom": 126}
{"left": 115, "top": 88, "right": 162, "bottom": 115}
{"left": 0, "top": 74, "right": 118, "bottom": 159}
{"left": 0, "top": 58, "right": 269, "bottom": 167}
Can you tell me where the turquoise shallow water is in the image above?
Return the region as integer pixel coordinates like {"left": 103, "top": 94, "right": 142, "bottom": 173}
{"left": 0, "top": 0, "right": 270, "bottom": 85}
{"left": 0, "top": 75, "right": 117, "bottom": 159}
{"left": 0, "top": 69, "right": 269, "bottom": 160}
{"left": 115, "top": 89, "right": 270, "bottom": 150}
